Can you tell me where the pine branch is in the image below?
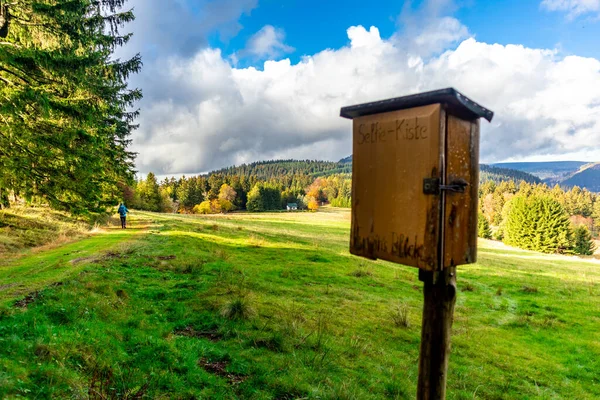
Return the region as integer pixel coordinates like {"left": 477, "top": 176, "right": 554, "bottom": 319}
{"left": 0, "top": 65, "right": 30, "bottom": 84}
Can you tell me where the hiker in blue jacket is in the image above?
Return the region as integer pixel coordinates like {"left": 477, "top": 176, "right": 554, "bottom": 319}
{"left": 118, "top": 203, "right": 128, "bottom": 229}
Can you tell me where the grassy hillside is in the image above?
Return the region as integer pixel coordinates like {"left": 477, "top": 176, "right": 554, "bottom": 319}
{"left": 1, "top": 210, "right": 599, "bottom": 399}
{"left": 0, "top": 206, "right": 92, "bottom": 256}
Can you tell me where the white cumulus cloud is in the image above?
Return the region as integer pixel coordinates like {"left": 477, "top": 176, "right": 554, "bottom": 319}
{"left": 131, "top": 23, "right": 600, "bottom": 175}
{"left": 243, "top": 25, "right": 295, "bottom": 59}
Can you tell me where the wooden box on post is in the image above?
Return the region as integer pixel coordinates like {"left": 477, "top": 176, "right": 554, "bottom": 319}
{"left": 340, "top": 88, "right": 494, "bottom": 271}
{"left": 341, "top": 88, "right": 493, "bottom": 400}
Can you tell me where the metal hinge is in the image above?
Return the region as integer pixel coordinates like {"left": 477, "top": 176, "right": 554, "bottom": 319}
{"left": 423, "top": 178, "right": 468, "bottom": 195}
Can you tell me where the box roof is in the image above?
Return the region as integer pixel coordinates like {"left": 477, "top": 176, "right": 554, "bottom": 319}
{"left": 340, "top": 87, "right": 493, "bottom": 122}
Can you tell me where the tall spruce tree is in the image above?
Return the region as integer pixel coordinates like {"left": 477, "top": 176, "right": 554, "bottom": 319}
{"left": 504, "top": 195, "right": 573, "bottom": 254}
{"left": 573, "top": 225, "right": 595, "bottom": 256}
{"left": 0, "top": 0, "right": 141, "bottom": 213}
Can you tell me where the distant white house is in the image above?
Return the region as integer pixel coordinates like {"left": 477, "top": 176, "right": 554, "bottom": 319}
{"left": 286, "top": 203, "right": 298, "bottom": 211}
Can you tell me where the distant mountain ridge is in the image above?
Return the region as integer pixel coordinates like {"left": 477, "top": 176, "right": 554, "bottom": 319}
{"left": 560, "top": 163, "right": 600, "bottom": 191}
{"left": 491, "top": 161, "right": 587, "bottom": 182}
{"left": 491, "top": 161, "right": 600, "bottom": 192}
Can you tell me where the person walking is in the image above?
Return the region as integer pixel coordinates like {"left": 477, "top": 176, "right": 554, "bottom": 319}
{"left": 118, "top": 203, "right": 128, "bottom": 229}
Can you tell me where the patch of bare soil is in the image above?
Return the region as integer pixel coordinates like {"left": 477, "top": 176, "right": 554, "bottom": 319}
{"left": 71, "top": 250, "right": 131, "bottom": 265}
{"left": 103, "top": 250, "right": 123, "bottom": 259}
{"left": 70, "top": 256, "right": 96, "bottom": 265}
{"left": 157, "top": 255, "right": 176, "bottom": 260}
{"left": 14, "top": 291, "right": 41, "bottom": 308}
{"left": 174, "top": 326, "right": 222, "bottom": 341}
{"left": 198, "top": 358, "right": 246, "bottom": 385}
{"left": 13, "top": 282, "right": 63, "bottom": 308}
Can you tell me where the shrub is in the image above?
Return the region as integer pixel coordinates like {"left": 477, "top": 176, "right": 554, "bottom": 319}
{"left": 307, "top": 197, "right": 319, "bottom": 212}
{"left": 220, "top": 295, "right": 256, "bottom": 320}
{"left": 208, "top": 199, "right": 221, "bottom": 214}
{"left": 193, "top": 200, "right": 223, "bottom": 214}
{"left": 219, "top": 199, "right": 234, "bottom": 213}
{"left": 330, "top": 196, "right": 351, "bottom": 208}
{"left": 193, "top": 200, "right": 212, "bottom": 214}
{"left": 390, "top": 302, "right": 410, "bottom": 328}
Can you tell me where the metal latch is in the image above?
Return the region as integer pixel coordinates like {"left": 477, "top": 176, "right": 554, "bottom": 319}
{"left": 423, "top": 178, "right": 468, "bottom": 195}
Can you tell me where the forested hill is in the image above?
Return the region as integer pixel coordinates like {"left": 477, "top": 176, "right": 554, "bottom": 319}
{"left": 329, "top": 156, "right": 542, "bottom": 184}
{"left": 210, "top": 159, "right": 352, "bottom": 179}
{"left": 480, "top": 165, "right": 542, "bottom": 184}
{"left": 209, "top": 158, "right": 540, "bottom": 184}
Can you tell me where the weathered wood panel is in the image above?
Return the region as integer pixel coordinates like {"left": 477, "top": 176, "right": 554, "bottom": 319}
{"left": 417, "top": 266, "right": 457, "bottom": 399}
{"left": 350, "top": 104, "right": 442, "bottom": 271}
{"left": 443, "top": 116, "right": 480, "bottom": 267}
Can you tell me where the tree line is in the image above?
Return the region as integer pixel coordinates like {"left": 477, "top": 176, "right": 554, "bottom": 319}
{"left": 124, "top": 171, "right": 353, "bottom": 214}
{"left": 478, "top": 180, "right": 598, "bottom": 255}
{"left": 128, "top": 170, "right": 598, "bottom": 256}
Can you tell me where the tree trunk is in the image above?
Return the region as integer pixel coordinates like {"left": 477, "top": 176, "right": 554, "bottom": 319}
{"left": 0, "top": 4, "right": 9, "bottom": 38}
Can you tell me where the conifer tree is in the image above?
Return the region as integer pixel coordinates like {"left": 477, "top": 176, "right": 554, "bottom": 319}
{"left": 246, "top": 184, "right": 264, "bottom": 212}
{"left": 247, "top": 183, "right": 281, "bottom": 212}
{"left": 0, "top": 0, "right": 141, "bottom": 213}
{"left": 478, "top": 213, "right": 492, "bottom": 239}
{"left": 592, "top": 200, "right": 600, "bottom": 236}
{"left": 573, "top": 225, "right": 595, "bottom": 256}
{"left": 504, "top": 195, "right": 572, "bottom": 254}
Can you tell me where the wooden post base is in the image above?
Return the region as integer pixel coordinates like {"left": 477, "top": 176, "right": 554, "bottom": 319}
{"left": 417, "top": 267, "right": 457, "bottom": 400}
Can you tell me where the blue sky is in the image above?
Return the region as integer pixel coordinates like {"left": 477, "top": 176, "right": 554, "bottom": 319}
{"left": 124, "top": 0, "right": 600, "bottom": 175}
{"left": 213, "top": 0, "right": 600, "bottom": 65}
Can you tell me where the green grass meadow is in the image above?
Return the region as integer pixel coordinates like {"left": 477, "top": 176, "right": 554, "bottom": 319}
{"left": 0, "top": 208, "right": 599, "bottom": 399}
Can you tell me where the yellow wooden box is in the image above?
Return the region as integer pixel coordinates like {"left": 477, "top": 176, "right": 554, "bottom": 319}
{"left": 340, "top": 88, "right": 493, "bottom": 271}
